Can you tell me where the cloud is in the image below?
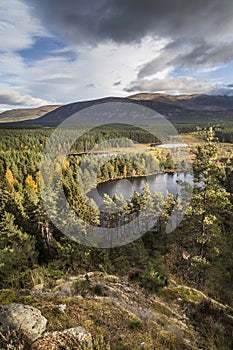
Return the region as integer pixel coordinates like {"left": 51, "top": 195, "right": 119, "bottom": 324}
{"left": 0, "top": 0, "right": 54, "bottom": 108}
{"left": 5, "top": 37, "right": 165, "bottom": 103}
{"left": 126, "top": 76, "right": 221, "bottom": 95}
{"left": 136, "top": 38, "right": 233, "bottom": 83}
{"left": 0, "top": 85, "right": 50, "bottom": 106}
{"left": 22, "top": 0, "right": 233, "bottom": 45}
{"left": 1, "top": 0, "right": 233, "bottom": 107}
{"left": 19, "top": 0, "right": 233, "bottom": 97}
{"left": 213, "top": 84, "right": 233, "bottom": 96}
{"left": 85, "top": 84, "right": 96, "bottom": 89}
{"left": 0, "top": 0, "right": 48, "bottom": 52}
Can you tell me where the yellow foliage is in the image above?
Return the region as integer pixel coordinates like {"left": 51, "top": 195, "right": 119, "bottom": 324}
{"left": 5, "top": 169, "right": 18, "bottom": 185}
{"left": 123, "top": 164, "right": 127, "bottom": 177}
{"left": 63, "top": 159, "right": 70, "bottom": 170}
{"left": 25, "top": 174, "right": 38, "bottom": 192}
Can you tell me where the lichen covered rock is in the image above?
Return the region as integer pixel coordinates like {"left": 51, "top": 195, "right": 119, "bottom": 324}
{"left": 0, "top": 303, "right": 47, "bottom": 341}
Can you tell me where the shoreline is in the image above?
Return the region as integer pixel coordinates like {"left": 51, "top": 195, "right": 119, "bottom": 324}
{"left": 84, "top": 169, "right": 191, "bottom": 196}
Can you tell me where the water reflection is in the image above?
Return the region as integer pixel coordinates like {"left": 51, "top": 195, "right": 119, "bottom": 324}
{"left": 87, "top": 172, "right": 193, "bottom": 206}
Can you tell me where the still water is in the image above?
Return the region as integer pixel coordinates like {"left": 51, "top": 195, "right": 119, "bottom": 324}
{"left": 87, "top": 172, "right": 193, "bottom": 206}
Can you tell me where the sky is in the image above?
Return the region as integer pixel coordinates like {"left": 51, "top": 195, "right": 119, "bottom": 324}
{"left": 1, "top": 0, "right": 233, "bottom": 111}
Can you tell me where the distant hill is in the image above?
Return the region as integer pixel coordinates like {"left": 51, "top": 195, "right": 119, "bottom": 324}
{"left": 0, "top": 105, "right": 61, "bottom": 123}
{"left": 129, "top": 93, "right": 233, "bottom": 111}
{"left": 1, "top": 94, "right": 233, "bottom": 128}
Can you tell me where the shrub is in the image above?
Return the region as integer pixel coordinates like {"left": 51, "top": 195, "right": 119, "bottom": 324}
{"left": 140, "top": 262, "right": 169, "bottom": 293}
{"left": 129, "top": 318, "right": 143, "bottom": 330}
{"left": 74, "top": 279, "right": 91, "bottom": 296}
{"left": 92, "top": 283, "right": 105, "bottom": 296}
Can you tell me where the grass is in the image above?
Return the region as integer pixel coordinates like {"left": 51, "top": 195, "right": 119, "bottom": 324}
{"left": 0, "top": 289, "right": 16, "bottom": 305}
{"left": 2, "top": 272, "right": 233, "bottom": 349}
{"left": 160, "top": 286, "right": 205, "bottom": 304}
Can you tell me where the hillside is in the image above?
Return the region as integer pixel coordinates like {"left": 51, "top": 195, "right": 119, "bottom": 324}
{"left": 0, "top": 105, "right": 61, "bottom": 123}
{"left": 1, "top": 93, "right": 233, "bottom": 128}
{"left": 129, "top": 93, "right": 233, "bottom": 111}
{"left": 0, "top": 103, "right": 232, "bottom": 350}
{"left": 1, "top": 272, "right": 233, "bottom": 349}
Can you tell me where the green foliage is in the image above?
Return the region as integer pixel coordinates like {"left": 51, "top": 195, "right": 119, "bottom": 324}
{"left": 74, "top": 279, "right": 91, "bottom": 296}
{"left": 215, "top": 123, "right": 233, "bottom": 143}
{"left": 0, "top": 212, "right": 37, "bottom": 288}
{"left": 140, "top": 260, "right": 169, "bottom": 292}
{"left": 0, "top": 126, "right": 232, "bottom": 312}
{"left": 129, "top": 318, "right": 143, "bottom": 330}
{"left": 188, "top": 299, "right": 233, "bottom": 349}
{"left": 0, "top": 289, "right": 16, "bottom": 304}
{"left": 166, "top": 129, "right": 233, "bottom": 301}
{"left": 92, "top": 283, "right": 105, "bottom": 296}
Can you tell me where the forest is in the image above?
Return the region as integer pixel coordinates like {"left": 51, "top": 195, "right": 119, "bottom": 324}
{"left": 0, "top": 126, "right": 232, "bottom": 349}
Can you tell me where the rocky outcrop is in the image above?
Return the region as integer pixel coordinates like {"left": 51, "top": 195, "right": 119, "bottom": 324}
{"left": 0, "top": 303, "right": 47, "bottom": 341}
{"left": 1, "top": 272, "right": 233, "bottom": 349}
{"left": 32, "top": 326, "right": 92, "bottom": 350}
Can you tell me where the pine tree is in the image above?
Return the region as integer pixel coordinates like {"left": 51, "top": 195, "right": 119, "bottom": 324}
{"left": 172, "top": 129, "right": 232, "bottom": 285}
{"left": 0, "top": 211, "right": 37, "bottom": 287}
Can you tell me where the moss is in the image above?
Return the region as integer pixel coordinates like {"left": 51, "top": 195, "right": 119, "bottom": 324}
{"left": 156, "top": 329, "right": 178, "bottom": 349}
{"left": 17, "top": 295, "right": 40, "bottom": 308}
{"left": 3, "top": 273, "right": 230, "bottom": 350}
{"left": 128, "top": 317, "right": 143, "bottom": 330}
{"left": 0, "top": 289, "right": 16, "bottom": 305}
{"left": 152, "top": 300, "right": 174, "bottom": 317}
{"left": 92, "top": 335, "right": 111, "bottom": 350}
{"left": 161, "top": 286, "right": 205, "bottom": 304}
{"left": 54, "top": 295, "right": 76, "bottom": 304}
{"left": 83, "top": 319, "right": 95, "bottom": 329}
{"left": 152, "top": 328, "right": 194, "bottom": 350}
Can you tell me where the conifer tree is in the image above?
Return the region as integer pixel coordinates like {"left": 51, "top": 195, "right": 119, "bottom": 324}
{"left": 0, "top": 211, "right": 37, "bottom": 287}
{"left": 171, "top": 129, "right": 232, "bottom": 285}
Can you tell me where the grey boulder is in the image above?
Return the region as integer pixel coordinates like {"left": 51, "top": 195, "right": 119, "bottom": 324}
{"left": 0, "top": 303, "right": 47, "bottom": 341}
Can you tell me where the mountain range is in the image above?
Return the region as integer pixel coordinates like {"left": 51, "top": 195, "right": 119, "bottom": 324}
{"left": 1, "top": 94, "right": 233, "bottom": 127}
{"left": 0, "top": 105, "right": 60, "bottom": 123}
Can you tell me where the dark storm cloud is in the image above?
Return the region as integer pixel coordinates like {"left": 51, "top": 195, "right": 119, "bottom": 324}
{"left": 22, "top": 0, "right": 233, "bottom": 94}
{"left": 138, "top": 39, "right": 233, "bottom": 79}
{"left": 173, "top": 42, "right": 233, "bottom": 69}
{"left": 22, "top": 0, "right": 233, "bottom": 45}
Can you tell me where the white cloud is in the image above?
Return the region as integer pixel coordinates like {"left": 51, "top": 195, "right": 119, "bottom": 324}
{"left": 126, "top": 76, "right": 221, "bottom": 95}
{"left": 0, "top": 53, "right": 26, "bottom": 78}
{"left": 7, "top": 36, "right": 167, "bottom": 103}
{"left": 0, "top": 0, "right": 233, "bottom": 110}
{"left": 0, "top": 0, "right": 52, "bottom": 108}
{"left": 0, "top": 0, "right": 170, "bottom": 108}
{"left": 0, "top": 84, "right": 50, "bottom": 106}
{"left": 0, "top": 0, "right": 48, "bottom": 52}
